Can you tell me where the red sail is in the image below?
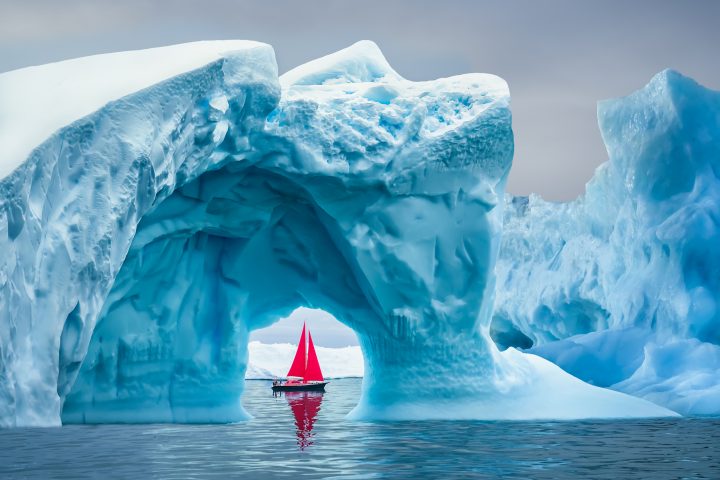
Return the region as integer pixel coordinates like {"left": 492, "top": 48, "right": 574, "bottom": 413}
{"left": 304, "top": 332, "right": 324, "bottom": 382}
{"left": 287, "top": 323, "right": 306, "bottom": 378}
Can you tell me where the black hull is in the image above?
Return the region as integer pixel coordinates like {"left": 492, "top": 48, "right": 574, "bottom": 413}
{"left": 272, "top": 382, "right": 328, "bottom": 392}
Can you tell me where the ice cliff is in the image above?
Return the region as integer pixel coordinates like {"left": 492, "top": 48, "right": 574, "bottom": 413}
{"left": 495, "top": 70, "right": 720, "bottom": 415}
{"left": 0, "top": 40, "right": 675, "bottom": 426}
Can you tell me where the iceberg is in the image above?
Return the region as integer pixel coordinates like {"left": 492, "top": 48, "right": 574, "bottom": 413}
{"left": 0, "top": 40, "right": 675, "bottom": 426}
{"left": 495, "top": 70, "right": 720, "bottom": 415}
{"left": 0, "top": 40, "right": 280, "bottom": 426}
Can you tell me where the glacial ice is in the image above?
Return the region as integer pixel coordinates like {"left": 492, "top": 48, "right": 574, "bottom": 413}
{"left": 0, "top": 41, "right": 281, "bottom": 426}
{"left": 495, "top": 70, "right": 720, "bottom": 415}
{"left": 0, "top": 40, "right": 676, "bottom": 426}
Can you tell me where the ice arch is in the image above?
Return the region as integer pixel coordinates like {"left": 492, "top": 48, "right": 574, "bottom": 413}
{"left": 61, "top": 166, "right": 385, "bottom": 422}
{"left": 0, "top": 41, "right": 673, "bottom": 426}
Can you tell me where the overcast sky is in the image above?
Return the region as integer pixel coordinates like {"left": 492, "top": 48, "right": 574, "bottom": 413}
{"left": 250, "top": 308, "right": 359, "bottom": 348}
{"left": 2, "top": 0, "right": 718, "bottom": 201}
{"left": 2, "top": 0, "right": 717, "bottom": 344}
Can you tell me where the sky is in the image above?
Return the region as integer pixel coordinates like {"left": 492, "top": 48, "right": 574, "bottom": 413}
{"left": 250, "top": 308, "right": 359, "bottom": 348}
{"left": 2, "top": 0, "right": 718, "bottom": 345}
{"left": 2, "top": 0, "right": 718, "bottom": 201}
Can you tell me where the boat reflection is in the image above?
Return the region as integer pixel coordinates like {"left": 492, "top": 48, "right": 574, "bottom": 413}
{"left": 275, "top": 390, "right": 324, "bottom": 450}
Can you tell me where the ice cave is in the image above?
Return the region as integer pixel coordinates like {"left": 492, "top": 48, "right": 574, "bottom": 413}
{"left": 2, "top": 39, "right": 715, "bottom": 427}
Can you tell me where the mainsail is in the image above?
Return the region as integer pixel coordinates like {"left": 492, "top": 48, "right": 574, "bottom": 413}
{"left": 285, "top": 323, "right": 324, "bottom": 382}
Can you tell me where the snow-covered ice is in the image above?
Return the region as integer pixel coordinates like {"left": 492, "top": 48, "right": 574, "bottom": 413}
{"left": 0, "top": 40, "right": 270, "bottom": 179}
{"left": 0, "top": 40, "right": 683, "bottom": 426}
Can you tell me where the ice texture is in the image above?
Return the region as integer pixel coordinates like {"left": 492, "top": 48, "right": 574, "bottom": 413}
{"left": 0, "top": 41, "right": 280, "bottom": 426}
{"left": 495, "top": 70, "right": 720, "bottom": 415}
{"left": 0, "top": 41, "right": 269, "bottom": 179}
{"left": 0, "top": 41, "right": 674, "bottom": 426}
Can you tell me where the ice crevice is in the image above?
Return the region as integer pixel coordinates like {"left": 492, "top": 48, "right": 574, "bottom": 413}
{"left": 0, "top": 40, "right": 681, "bottom": 426}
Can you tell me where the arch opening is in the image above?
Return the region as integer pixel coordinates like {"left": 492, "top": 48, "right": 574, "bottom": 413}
{"left": 246, "top": 307, "right": 364, "bottom": 379}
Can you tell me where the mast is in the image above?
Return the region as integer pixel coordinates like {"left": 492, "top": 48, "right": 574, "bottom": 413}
{"left": 304, "top": 332, "right": 324, "bottom": 382}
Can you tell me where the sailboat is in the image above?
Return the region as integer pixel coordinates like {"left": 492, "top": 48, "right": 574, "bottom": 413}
{"left": 272, "top": 322, "right": 328, "bottom": 392}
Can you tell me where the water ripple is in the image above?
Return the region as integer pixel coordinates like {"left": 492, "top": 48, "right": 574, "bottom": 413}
{"left": 1, "top": 379, "right": 718, "bottom": 479}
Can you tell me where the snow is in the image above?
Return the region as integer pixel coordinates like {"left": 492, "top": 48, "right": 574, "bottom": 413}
{"left": 0, "top": 40, "right": 272, "bottom": 180}
{"left": 528, "top": 327, "right": 651, "bottom": 388}
{"left": 494, "top": 70, "right": 720, "bottom": 415}
{"left": 0, "top": 40, "right": 681, "bottom": 426}
{"left": 351, "top": 344, "right": 673, "bottom": 421}
{"left": 245, "top": 341, "right": 364, "bottom": 379}
{"left": 280, "top": 40, "right": 402, "bottom": 87}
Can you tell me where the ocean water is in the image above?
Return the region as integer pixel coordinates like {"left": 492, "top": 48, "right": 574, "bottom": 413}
{"left": 1, "top": 377, "right": 718, "bottom": 479}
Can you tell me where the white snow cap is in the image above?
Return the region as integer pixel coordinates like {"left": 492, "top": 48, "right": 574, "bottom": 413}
{"left": 0, "top": 40, "right": 271, "bottom": 179}
{"left": 281, "top": 40, "right": 402, "bottom": 87}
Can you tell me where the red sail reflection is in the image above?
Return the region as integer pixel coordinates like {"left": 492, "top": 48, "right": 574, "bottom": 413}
{"left": 283, "top": 391, "right": 324, "bottom": 450}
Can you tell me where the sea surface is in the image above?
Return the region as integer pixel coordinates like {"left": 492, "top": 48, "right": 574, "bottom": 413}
{"left": 1, "top": 377, "right": 718, "bottom": 479}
